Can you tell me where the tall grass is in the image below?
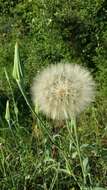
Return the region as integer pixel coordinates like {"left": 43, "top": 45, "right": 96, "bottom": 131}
{"left": 0, "top": 43, "right": 107, "bottom": 190}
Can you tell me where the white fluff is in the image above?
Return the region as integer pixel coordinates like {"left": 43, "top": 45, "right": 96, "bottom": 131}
{"left": 31, "top": 63, "right": 95, "bottom": 120}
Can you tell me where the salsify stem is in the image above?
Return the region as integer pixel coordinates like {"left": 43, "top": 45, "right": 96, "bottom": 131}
{"left": 73, "top": 118, "right": 87, "bottom": 185}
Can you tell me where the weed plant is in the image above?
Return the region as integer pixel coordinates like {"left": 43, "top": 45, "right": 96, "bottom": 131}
{"left": 0, "top": 43, "right": 107, "bottom": 190}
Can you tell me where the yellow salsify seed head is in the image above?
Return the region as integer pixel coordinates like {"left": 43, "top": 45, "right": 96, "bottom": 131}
{"left": 31, "top": 63, "right": 95, "bottom": 120}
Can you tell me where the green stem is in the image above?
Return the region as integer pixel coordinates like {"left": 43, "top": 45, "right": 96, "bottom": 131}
{"left": 4, "top": 68, "right": 19, "bottom": 123}
{"left": 66, "top": 120, "right": 77, "bottom": 147}
{"left": 61, "top": 151, "right": 82, "bottom": 189}
{"left": 73, "top": 118, "right": 86, "bottom": 185}
{"left": 7, "top": 121, "right": 17, "bottom": 146}
{"left": 17, "top": 81, "right": 62, "bottom": 148}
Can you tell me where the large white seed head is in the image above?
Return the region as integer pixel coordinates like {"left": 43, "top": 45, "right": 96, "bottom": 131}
{"left": 31, "top": 63, "right": 95, "bottom": 120}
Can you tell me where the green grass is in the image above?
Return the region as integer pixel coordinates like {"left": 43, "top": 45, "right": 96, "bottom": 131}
{"left": 0, "top": 1, "right": 107, "bottom": 188}
{"left": 0, "top": 44, "right": 107, "bottom": 190}
{"left": 0, "top": 98, "right": 107, "bottom": 190}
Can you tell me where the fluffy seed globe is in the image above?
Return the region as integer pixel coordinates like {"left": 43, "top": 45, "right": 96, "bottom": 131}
{"left": 31, "top": 63, "right": 95, "bottom": 120}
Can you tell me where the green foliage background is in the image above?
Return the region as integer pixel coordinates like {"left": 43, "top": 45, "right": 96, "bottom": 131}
{"left": 0, "top": 0, "right": 107, "bottom": 121}
{"left": 0, "top": 0, "right": 107, "bottom": 189}
{"left": 0, "top": 0, "right": 107, "bottom": 91}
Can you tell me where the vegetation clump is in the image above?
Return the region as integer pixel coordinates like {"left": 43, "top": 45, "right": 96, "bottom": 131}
{"left": 0, "top": 0, "right": 107, "bottom": 189}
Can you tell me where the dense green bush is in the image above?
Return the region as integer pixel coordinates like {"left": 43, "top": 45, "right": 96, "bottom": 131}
{"left": 0, "top": 0, "right": 107, "bottom": 119}
{"left": 0, "top": 0, "right": 107, "bottom": 81}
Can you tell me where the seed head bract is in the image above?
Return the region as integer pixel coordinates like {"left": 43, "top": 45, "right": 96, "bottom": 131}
{"left": 31, "top": 63, "right": 95, "bottom": 120}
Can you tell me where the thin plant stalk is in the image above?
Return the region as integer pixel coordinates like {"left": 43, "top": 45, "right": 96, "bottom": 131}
{"left": 4, "top": 68, "right": 19, "bottom": 123}
{"left": 17, "top": 80, "right": 56, "bottom": 144}
{"left": 66, "top": 120, "right": 77, "bottom": 147}
{"left": 72, "top": 118, "right": 87, "bottom": 186}
{"left": 7, "top": 120, "right": 17, "bottom": 146}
